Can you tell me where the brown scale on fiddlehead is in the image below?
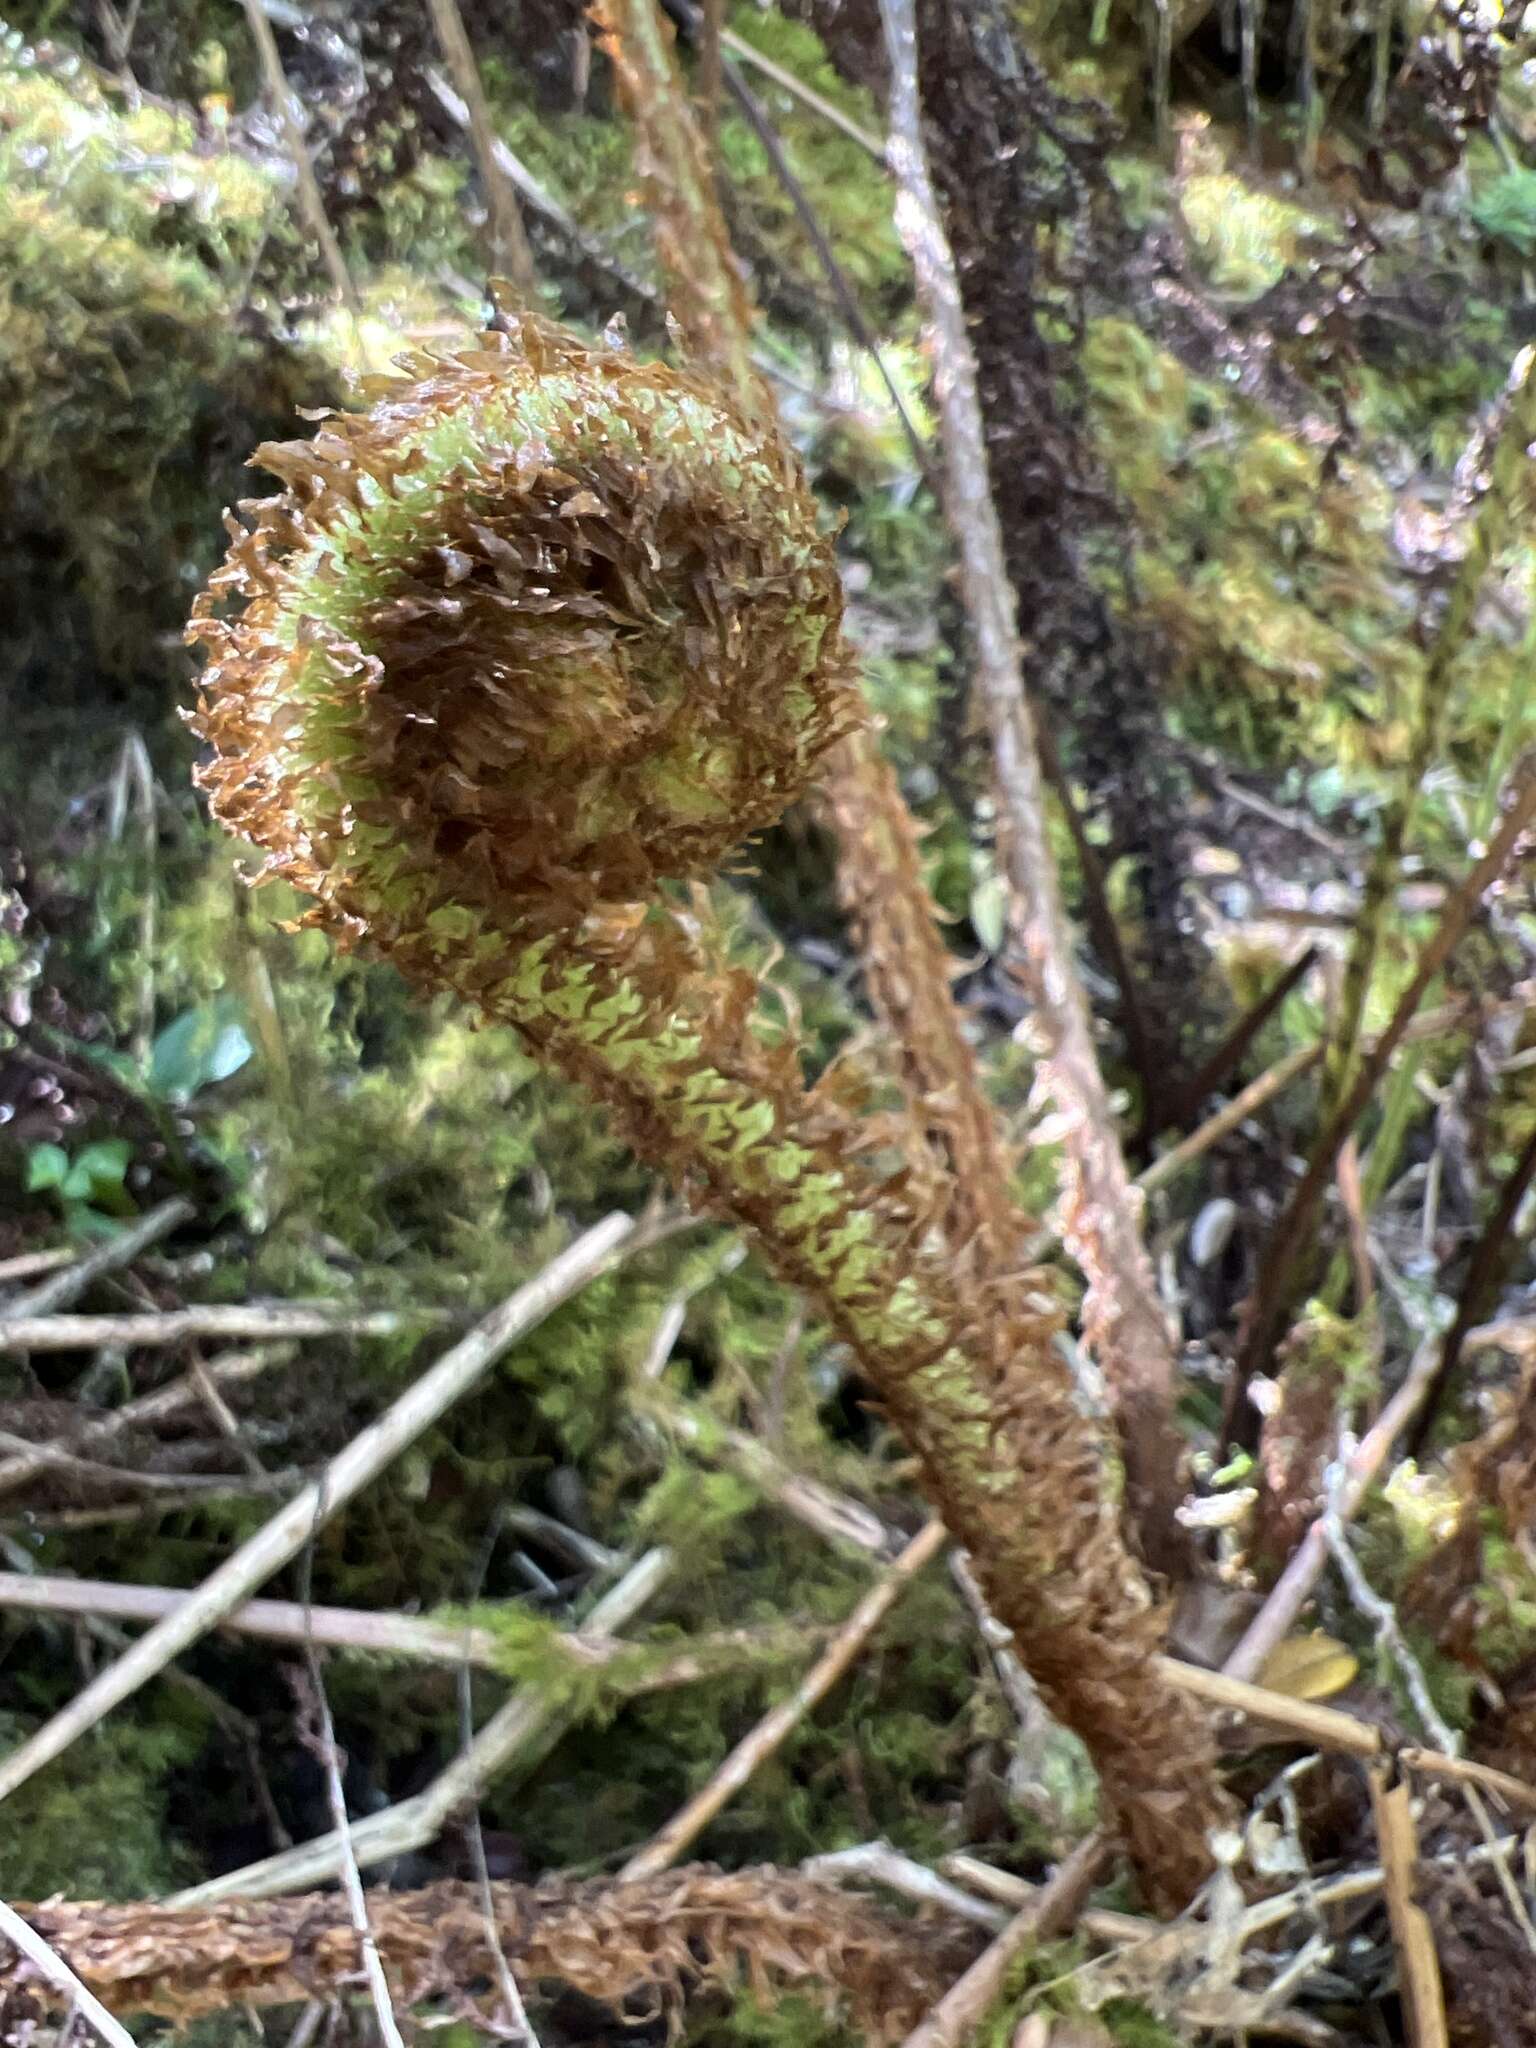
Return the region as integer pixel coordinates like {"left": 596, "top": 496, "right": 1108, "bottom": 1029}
{"left": 188, "top": 309, "right": 1231, "bottom": 1907}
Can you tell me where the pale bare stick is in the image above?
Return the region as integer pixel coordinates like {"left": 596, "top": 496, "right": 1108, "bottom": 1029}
{"left": 620, "top": 1519, "right": 945, "bottom": 1879}
{"left": 0, "top": 1304, "right": 440, "bottom": 1353}
{"left": 1222, "top": 1335, "right": 1443, "bottom": 1682}
{"left": 0, "top": 1214, "right": 636, "bottom": 1806}
{"left": 879, "top": 0, "right": 1184, "bottom": 1571}
{"left": 938, "top": 1855, "right": 1151, "bottom": 1946}
{"left": 1323, "top": 1508, "right": 1457, "bottom": 1753}
{"left": 1138, "top": 1045, "right": 1324, "bottom": 1195}
{"left": 0, "top": 1248, "right": 73, "bottom": 1286}
{"left": 188, "top": 1354, "right": 267, "bottom": 1480}
{"left": 239, "top": 0, "right": 360, "bottom": 316}
{"left": 638, "top": 1387, "right": 892, "bottom": 1556}
{"left": 0, "top": 1564, "right": 808, "bottom": 1689}
{"left": 422, "top": 69, "right": 580, "bottom": 239}
{"left": 0, "top": 1485, "right": 291, "bottom": 1534}
{"left": 295, "top": 1635, "right": 409, "bottom": 2048}
{"left": 0, "top": 1571, "right": 501, "bottom": 1667}
{"left": 0, "top": 1896, "right": 138, "bottom": 2048}
{"left": 1368, "top": 1764, "right": 1449, "bottom": 2048}
{"left": 1159, "top": 1655, "right": 1536, "bottom": 1812}
{"left": 720, "top": 25, "right": 883, "bottom": 159}
{"left": 0, "top": 1430, "right": 292, "bottom": 1497}
{"left": 0, "top": 1349, "right": 283, "bottom": 1500}
{"left": 897, "top": 1832, "right": 1109, "bottom": 2048}
{"left": 425, "top": 0, "right": 537, "bottom": 294}
{"left": 806, "top": 1842, "right": 1009, "bottom": 1929}
{"left": 0, "top": 1197, "right": 194, "bottom": 1322}
{"left": 947, "top": 1832, "right": 1528, "bottom": 1956}
{"left": 171, "top": 1544, "right": 674, "bottom": 1903}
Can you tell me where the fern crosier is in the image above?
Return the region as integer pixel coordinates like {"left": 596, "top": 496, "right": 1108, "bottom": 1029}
{"left": 189, "top": 312, "right": 1229, "bottom": 1907}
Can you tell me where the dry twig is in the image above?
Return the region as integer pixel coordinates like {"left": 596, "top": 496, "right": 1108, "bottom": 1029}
{"left": 1368, "top": 1763, "right": 1450, "bottom": 2048}
{"left": 0, "top": 1897, "right": 138, "bottom": 2048}
{"left": 173, "top": 1545, "right": 673, "bottom": 1902}
{"left": 292, "top": 1650, "right": 409, "bottom": 2048}
{"left": 0, "top": 1349, "right": 284, "bottom": 1499}
{"left": 0, "top": 1303, "right": 440, "bottom": 1352}
{"left": 425, "top": 0, "right": 537, "bottom": 294}
{"left": 0, "top": 1196, "right": 193, "bottom": 1322}
{"left": 1223, "top": 1335, "right": 1444, "bottom": 1681}
{"left": 0, "top": 1214, "right": 637, "bottom": 1806}
{"left": 896, "top": 1833, "right": 1109, "bottom": 2048}
{"left": 621, "top": 1519, "right": 946, "bottom": 1878}
{"left": 878, "top": 0, "right": 1185, "bottom": 1569}
{"left": 238, "top": 0, "right": 359, "bottom": 316}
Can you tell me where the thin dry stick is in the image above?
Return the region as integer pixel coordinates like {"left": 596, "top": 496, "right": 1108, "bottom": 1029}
{"left": 1368, "top": 1763, "right": 1449, "bottom": 2048}
{"left": 0, "top": 1304, "right": 438, "bottom": 1353}
{"left": 719, "top": 68, "right": 932, "bottom": 482}
{"left": 1019, "top": 1042, "right": 1324, "bottom": 1265}
{"left": 452, "top": 1523, "right": 544, "bottom": 2048}
{"left": 1324, "top": 1508, "right": 1456, "bottom": 1752}
{"left": 188, "top": 1354, "right": 268, "bottom": 1480}
{"left": 0, "top": 1571, "right": 503, "bottom": 1668}
{"left": 938, "top": 1855, "right": 1150, "bottom": 1944}
{"left": 0, "top": 1248, "right": 74, "bottom": 1286}
{"left": 806, "top": 1843, "right": 1009, "bottom": 1930}
{"left": 620, "top": 1519, "right": 946, "bottom": 1879}
{"left": 1142, "top": 1043, "right": 1324, "bottom": 1193}
{"left": 238, "top": 0, "right": 359, "bottom": 316}
{"left": 878, "top": 0, "right": 1185, "bottom": 1570}
{"left": 1161, "top": 1656, "right": 1536, "bottom": 1812}
{"left": 0, "top": 1430, "right": 290, "bottom": 1497}
{"left": 1223, "top": 1334, "right": 1445, "bottom": 1682}
{"left": 172, "top": 1545, "right": 674, "bottom": 1903}
{"left": 424, "top": 0, "right": 538, "bottom": 295}
{"left": 295, "top": 1646, "right": 409, "bottom": 2048}
{"left": 0, "top": 1897, "right": 138, "bottom": 2048}
{"left": 897, "top": 1832, "right": 1109, "bottom": 2048}
{"left": 0, "top": 1570, "right": 808, "bottom": 1691}
{"left": 0, "top": 1213, "right": 636, "bottom": 1807}
{"left": 0, "top": 1349, "right": 282, "bottom": 1500}
{"left": 1174, "top": 948, "right": 1320, "bottom": 1126}
{"left": 639, "top": 1387, "right": 892, "bottom": 1556}
{"left": 0, "top": 1485, "right": 300, "bottom": 1534}
{"left": 722, "top": 23, "right": 883, "bottom": 159}
{"left": 0, "top": 1197, "right": 193, "bottom": 1322}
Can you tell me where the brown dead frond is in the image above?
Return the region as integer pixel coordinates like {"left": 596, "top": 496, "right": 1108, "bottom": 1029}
{"left": 2, "top": 1870, "right": 974, "bottom": 2040}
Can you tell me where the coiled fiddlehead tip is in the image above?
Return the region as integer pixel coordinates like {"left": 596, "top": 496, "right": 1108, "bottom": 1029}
{"left": 187, "top": 307, "right": 857, "bottom": 965}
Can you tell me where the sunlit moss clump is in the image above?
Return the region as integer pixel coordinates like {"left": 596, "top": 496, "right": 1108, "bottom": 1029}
{"left": 1083, "top": 317, "right": 1414, "bottom": 767}
{"left": 0, "top": 30, "right": 289, "bottom": 668}
{"left": 1176, "top": 118, "right": 1327, "bottom": 301}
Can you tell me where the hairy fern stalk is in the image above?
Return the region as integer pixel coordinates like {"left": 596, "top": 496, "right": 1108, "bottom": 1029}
{"left": 189, "top": 312, "right": 1230, "bottom": 1906}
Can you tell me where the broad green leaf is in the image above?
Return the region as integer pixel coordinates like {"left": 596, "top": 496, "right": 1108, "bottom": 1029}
{"left": 148, "top": 996, "right": 254, "bottom": 1103}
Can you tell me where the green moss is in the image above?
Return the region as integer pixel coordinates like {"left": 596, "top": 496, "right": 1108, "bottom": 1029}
{"left": 0, "top": 1711, "right": 198, "bottom": 1898}
{"left": 1083, "top": 316, "right": 1415, "bottom": 769}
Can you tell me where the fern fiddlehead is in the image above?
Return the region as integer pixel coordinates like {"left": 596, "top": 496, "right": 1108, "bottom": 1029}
{"left": 189, "top": 311, "right": 1229, "bottom": 1906}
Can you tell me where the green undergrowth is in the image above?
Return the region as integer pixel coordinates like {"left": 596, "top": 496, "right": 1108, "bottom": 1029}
{"left": 0, "top": 1710, "right": 200, "bottom": 1898}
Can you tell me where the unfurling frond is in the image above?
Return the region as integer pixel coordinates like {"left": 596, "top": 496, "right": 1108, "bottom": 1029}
{"left": 188, "top": 309, "right": 1231, "bottom": 1907}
